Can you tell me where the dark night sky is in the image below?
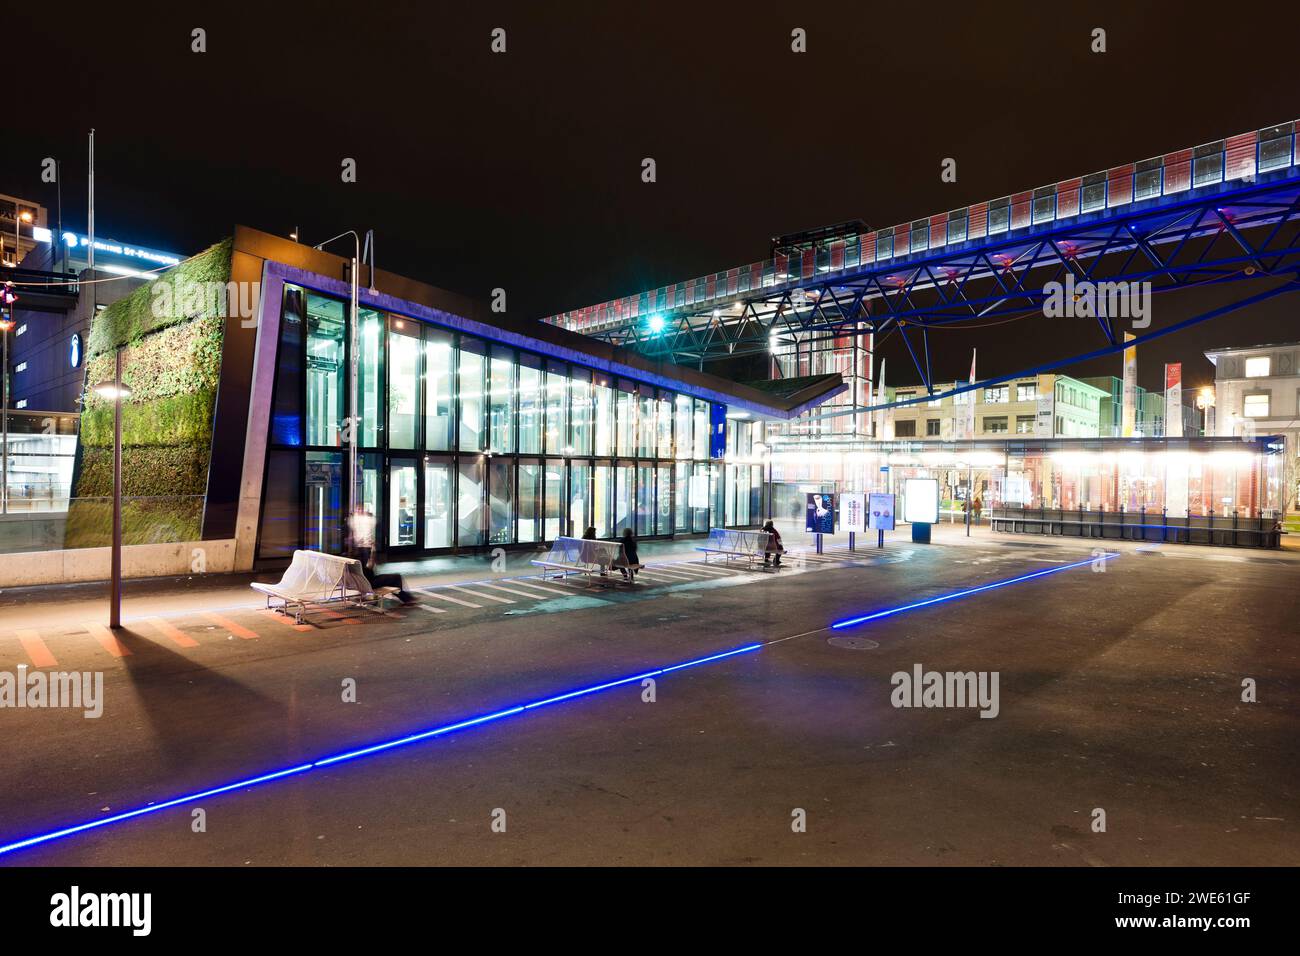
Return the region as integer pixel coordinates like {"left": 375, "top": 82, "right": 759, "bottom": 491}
{"left": 5, "top": 1, "right": 1299, "bottom": 392}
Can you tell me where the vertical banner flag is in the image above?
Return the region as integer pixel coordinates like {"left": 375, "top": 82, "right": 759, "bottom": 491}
{"left": 1164, "top": 362, "right": 1183, "bottom": 438}
{"left": 1121, "top": 333, "right": 1138, "bottom": 438}
{"left": 876, "top": 358, "right": 891, "bottom": 440}
{"left": 961, "top": 348, "right": 977, "bottom": 440}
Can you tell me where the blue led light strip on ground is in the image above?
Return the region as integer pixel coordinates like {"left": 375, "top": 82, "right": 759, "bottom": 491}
{"left": 830, "top": 553, "right": 1117, "bottom": 630}
{"left": 0, "top": 643, "right": 762, "bottom": 859}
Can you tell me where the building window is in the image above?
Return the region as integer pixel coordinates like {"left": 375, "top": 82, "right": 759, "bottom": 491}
{"left": 984, "top": 386, "right": 1009, "bottom": 404}
{"left": 425, "top": 330, "right": 454, "bottom": 451}
{"left": 544, "top": 360, "right": 569, "bottom": 454}
{"left": 894, "top": 419, "right": 917, "bottom": 437}
{"left": 305, "top": 293, "right": 345, "bottom": 447}
{"left": 983, "top": 416, "right": 1008, "bottom": 434}
{"left": 925, "top": 419, "right": 941, "bottom": 436}
{"left": 488, "top": 345, "right": 516, "bottom": 453}
{"left": 517, "top": 353, "right": 543, "bottom": 454}
{"left": 388, "top": 323, "right": 420, "bottom": 450}
{"left": 1016, "top": 415, "right": 1035, "bottom": 434}
{"left": 1244, "top": 356, "right": 1271, "bottom": 378}
{"left": 357, "top": 309, "right": 384, "bottom": 447}
{"left": 458, "top": 338, "right": 486, "bottom": 452}
{"left": 1016, "top": 383, "right": 1036, "bottom": 402}
{"left": 1243, "top": 393, "right": 1270, "bottom": 418}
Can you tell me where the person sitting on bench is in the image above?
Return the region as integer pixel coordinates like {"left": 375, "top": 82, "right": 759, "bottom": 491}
{"left": 762, "top": 520, "right": 784, "bottom": 568}
{"left": 349, "top": 508, "right": 415, "bottom": 604}
{"left": 618, "top": 527, "right": 640, "bottom": 581}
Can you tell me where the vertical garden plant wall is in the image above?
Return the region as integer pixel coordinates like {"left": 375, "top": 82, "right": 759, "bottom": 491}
{"left": 65, "top": 238, "right": 233, "bottom": 548}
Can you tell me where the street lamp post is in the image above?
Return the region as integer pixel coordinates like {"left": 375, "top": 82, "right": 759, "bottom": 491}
{"left": 0, "top": 314, "right": 12, "bottom": 515}
{"left": 93, "top": 353, "right": 131, "bottom": 629}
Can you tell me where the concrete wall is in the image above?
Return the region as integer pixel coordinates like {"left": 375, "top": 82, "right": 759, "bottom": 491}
{"left": 0, "top": 538, "right": 236, "bottom": 588}
{"left": 0, "top": 513, "right": 67, "bottom": 553}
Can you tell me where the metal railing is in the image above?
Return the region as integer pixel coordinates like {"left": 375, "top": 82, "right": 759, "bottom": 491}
{"left": 989, "top": 506, "right": 1281, "bottom": 548}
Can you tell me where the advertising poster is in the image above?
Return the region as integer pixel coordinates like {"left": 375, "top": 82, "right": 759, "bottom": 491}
{"left": 842, "top": 492, "right": 866, "bottom": 533}
{"left": 805, "top": 493, "right": 835, "bottom": 534}
{"left": 868, "top": 493, "right": 896, "bottom": 531}
{"left": 902, "top": 478, "right": 940, "bottom": 524}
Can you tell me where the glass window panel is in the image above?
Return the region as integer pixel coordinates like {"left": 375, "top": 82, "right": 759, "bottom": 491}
{"left": 592, "top": 464, "right": 612, "bottom": 537}
{"left": 656, "top": 464, "right": 672, "bottom": 535}
{"left": 425, "top": 330, "right": 453, "bottom": 451}
{"left": 691, "top": 463, "right": 711, "bottom": 532}
{"left": 675, "top": 396, "right": 692, "bottom": 459}
{"left": 637, "top": 464, "right": 654, "bottom": 535}
{"left": 424, "top": 458, "right": 452, "bottom": 548}
{"left": 518, "top": 354, "right": 543, "bottom": 454}
{"left": 614, "top": 462, "right": 633, "bottom": 535}
{"left": 489, "top": 346, "right": 515, "bottom": 453}
{"left": 272, "top": 288, "right": 304, "bottom": 446}
{"left": 358, "top": 308, "right": 384, "bottom": 447}
{"left": 569, "top": 461, "right": 590, "bottom": 539}
{"left": 360, "top": 451, "right": 382, "bottom": 525}
{"left": 674, "top": 462, "right": 690, "bottom": 532}
{"left": 638, "top": 387, "right": 655, "bottom": 457}
{"left": 457, "top": 456, "right": 485, "bottom": 546}
{"left": 593, "top": 377, "right": 614, "bottom": 455}
{"left": 303, "top": 451, "right": 344, "bottom": 553}
{"left": 657, "top": 395, "right": 673, "bottom": 458}
{"left": 616, "top": 384, "right": 637, "bottom": 456}
{"left": 569, "top": 368, "right": 592, "bottom": 456}
{"left": 458, "top": 339, "right": 486, "bottom": 452}
{"left": 388, "top": 323, "right": 420, "bottom": 449}
{"left": 693, "top": 400, "right": 709, "bottom": 459}
{"left": 305, "top": 293, "right": 346, "bottom": 447}
{"left": 488, "top": 456, "right": 514, "bottom": 544}
{"left": 517, "top": 459, "right": 541, "bottom": 544}
{"left": 545, "top": 360, "right": 569, "bottom": 454}
{"left": 544, "top": 458, "right": 565, "bottom": 540}
{"left": 258, "top": 449, "right": 302, "bottom": 559}
{"left": 389, "top": 459, "right": 418, "bottom": 547}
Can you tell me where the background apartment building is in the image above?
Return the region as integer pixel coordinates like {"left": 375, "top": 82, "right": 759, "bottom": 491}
{"left": 1205, "top": 341, "right": 1299, "bottom": 510}
{"left": 890, "top": 373, "right": 1106, "bottom": 440}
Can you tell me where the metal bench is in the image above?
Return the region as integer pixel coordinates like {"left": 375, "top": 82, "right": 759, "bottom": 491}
{"left": 531, "top": 537, "right": 625, "bottom": 587}
{"left": 251, "top": 550, "right": 376, "bottom": 624}
{"left": 696, "top": 528, "right": 773, "bottom": 569}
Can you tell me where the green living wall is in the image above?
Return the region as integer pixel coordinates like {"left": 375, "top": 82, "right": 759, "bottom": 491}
{"left": 65, "top": 238, "right": 233, "bottom": 548}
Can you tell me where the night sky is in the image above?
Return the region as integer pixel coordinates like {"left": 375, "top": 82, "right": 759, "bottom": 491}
{"left": 6, "top": 1, "right": 1299, "bottom": 392}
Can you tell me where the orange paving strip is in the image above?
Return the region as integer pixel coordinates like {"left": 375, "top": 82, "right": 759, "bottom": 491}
{"left": 16, "top": 630, "right": 57, "bottom": 668}
{"left": 201, "top": 612, "right": 259, "bottom": 640}
{"left": 83, "top": 622, "right": 130, "bottom": 658}
{"left": 257, "top": 609, "right": 314, "bottom": 632}
{"left": 144, "top": 617, "right": 200, "bottom": 648}
{"left": 316, "top": 610, "right": 364, "bottom": 625}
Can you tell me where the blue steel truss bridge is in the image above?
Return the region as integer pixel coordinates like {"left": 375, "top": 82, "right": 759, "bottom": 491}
{"left": 544, "top": 121, "right": 1300, "bottom": 407}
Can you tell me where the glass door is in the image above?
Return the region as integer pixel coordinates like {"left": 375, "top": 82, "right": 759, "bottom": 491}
{"left": 424, "top": 457, "right": 453, "bottom": 548}
{"left": 388, "top": 458, "right": 419, "bottom": 552}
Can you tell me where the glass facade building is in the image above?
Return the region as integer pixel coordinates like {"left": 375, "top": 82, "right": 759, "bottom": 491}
{"left": 256, "top": 285, "right": 766, "bottom": 560}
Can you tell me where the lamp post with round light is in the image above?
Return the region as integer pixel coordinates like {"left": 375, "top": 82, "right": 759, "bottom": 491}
{"left": 93, "top": 351, "right": 131, "bottom": 629}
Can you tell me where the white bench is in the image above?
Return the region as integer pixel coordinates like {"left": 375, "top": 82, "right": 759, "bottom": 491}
{"left": 251, "top": 550, "right": 376, "bottom": 623}
{"left": 531, "top": 536, "right": 636, "bottom": 587}
{"left": 697, "top": 528, "right": 773, "bottom": 569}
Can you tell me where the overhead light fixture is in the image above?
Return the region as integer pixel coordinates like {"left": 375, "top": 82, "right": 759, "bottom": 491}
{"left": 92, "top": 380, "right": 132, "bottom": 401}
